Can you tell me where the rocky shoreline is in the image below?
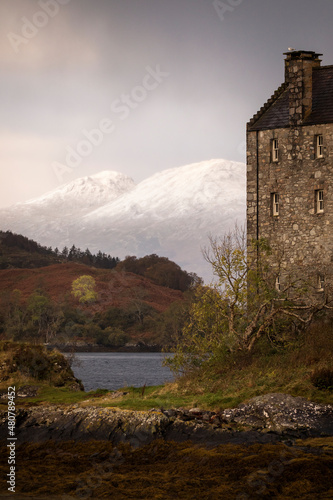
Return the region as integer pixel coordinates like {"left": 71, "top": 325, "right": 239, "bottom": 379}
{"left": 1, "top": 393, "right": 332, "bottom": 447}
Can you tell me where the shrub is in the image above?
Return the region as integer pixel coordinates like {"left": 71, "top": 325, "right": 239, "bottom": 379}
{"left": 310, "top": 368, "right": 333, "bottom": 391}
{"left": 0, "top": 341, "right": 83, "bottom": 389}
{"left": 107, "top": 328, "right": 129, "bottom": 347}
{"left": 95, "top": 307, "right": 135, "bottom": 330}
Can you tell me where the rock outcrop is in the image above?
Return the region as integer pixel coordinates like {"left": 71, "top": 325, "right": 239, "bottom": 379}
{"left": 222, "top": 393, "right": 333, "bottom": 435}
{"left": 0, "top": 393, "right": 332, "bottom": 447}
{"left": 0, "top": 342, "right": 84, "bottom": 391}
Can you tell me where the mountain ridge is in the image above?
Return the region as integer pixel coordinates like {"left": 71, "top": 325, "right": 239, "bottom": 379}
{"left": 0, "top": 159, "right": 246, "bottom": 280}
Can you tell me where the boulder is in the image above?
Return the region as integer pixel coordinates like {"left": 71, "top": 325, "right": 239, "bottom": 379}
{"left": 17, "top": 386, "right": 40, "bottom": 398}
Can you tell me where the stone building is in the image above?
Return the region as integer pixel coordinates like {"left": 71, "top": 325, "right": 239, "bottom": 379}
{"left": 247, "top": 50, "right": 333, "bottom": 290}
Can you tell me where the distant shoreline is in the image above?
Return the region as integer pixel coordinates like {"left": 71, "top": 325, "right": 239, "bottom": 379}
{"left": 46, "top": 344, "right": 164, "bottom": 353}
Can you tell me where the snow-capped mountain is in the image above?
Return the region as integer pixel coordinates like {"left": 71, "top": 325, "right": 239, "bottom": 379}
{"left": 0, "top": 160, "right": 246, "bottom": 280}
{"left": 2, "top": 170, "right": 135, "bottom": 220}
{"left": 28, "top": 170, "right": 135, "bottom": 212}
{"left": 0, "top": 171, "right": 135, "bottom": 246}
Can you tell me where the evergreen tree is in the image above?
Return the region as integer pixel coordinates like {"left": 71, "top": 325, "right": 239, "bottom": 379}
{"left": 61, "top": 246, "right": 69, "bottom": 258}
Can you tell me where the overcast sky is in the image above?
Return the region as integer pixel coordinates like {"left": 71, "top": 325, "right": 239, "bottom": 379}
{"left": 1, "top": 0, "right": 333, "bottom": 208}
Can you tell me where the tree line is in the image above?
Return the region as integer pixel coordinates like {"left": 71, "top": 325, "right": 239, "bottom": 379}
{"left": 56, "top": 245, "right": 119, "bottom": 269}
{"left": 0, "top": 231, "right": 119, "bottom": 270}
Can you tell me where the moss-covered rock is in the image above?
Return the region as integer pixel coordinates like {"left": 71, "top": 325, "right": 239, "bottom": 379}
{"left": 0, "top": 341, "right": 83, "bottom": 391}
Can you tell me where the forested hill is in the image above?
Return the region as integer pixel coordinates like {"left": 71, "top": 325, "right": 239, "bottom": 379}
{"left": 0, "top": 231, "right": 119, "bottom": 270}
{"left": 0, "top": 231, "right": 201, "bottom": 293}
{"left": 0, "top": 262, "right": 188, "bottom": 348}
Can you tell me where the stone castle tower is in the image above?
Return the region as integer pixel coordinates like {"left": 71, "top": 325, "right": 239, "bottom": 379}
{"left": 246, "top": 50, "right": 333, "bottom": 290}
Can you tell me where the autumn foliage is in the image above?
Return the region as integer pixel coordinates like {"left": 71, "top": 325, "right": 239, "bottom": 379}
{"left": 71, "top": 275, "right": 98, "bottom": 303}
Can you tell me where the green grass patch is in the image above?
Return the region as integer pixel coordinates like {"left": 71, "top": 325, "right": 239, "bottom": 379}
{"left": 17, "top": 384, "right": 253, "bottom": 411}
{"left": 100, "top": 385, "right": 200, "bottom": 410}
{"left": 94, "top": 385, "right": 249, "bottom": 411}
{"left": 20, "top": 385, "right": 91, "bottom": 405}
{"left": 0, "top": 384, "right": 114, "bottom": 407}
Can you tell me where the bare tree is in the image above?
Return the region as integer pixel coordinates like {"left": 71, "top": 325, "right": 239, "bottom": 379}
{"left": 165, "top": 224, "right": 333, "bottom": 379}
{"left": 203, "top": 225, "right": 333, "bottom": 351}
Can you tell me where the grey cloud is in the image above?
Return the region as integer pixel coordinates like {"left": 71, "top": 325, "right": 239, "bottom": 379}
{"left": 1, "top": 0, "right": 333, "bottom": 208}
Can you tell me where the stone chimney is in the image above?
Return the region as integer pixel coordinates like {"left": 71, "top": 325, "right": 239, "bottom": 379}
{"left": 284, "top": 50, "right": 322, "bottom": 125}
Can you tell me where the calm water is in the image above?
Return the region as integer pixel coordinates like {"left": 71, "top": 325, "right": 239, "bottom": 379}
{"left": 69, "top": 352, "right": 174, "bottom": 392}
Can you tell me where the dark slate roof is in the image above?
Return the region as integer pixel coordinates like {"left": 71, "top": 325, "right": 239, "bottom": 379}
{"left": 248, "top": 87, "right": 289, "bottom": 130}
{"left": 304, "top": 66, "right": 333, "bottom": 125}
{"left": 247, "top": 66, "right": 333, "bottom": 131}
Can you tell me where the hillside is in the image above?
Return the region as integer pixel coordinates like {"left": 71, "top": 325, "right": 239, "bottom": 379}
{"left": 0, "top": 262, "right": 183, "bottom": 313}
{"left": 0, "top": 261, "right": 187, "bottom": 348}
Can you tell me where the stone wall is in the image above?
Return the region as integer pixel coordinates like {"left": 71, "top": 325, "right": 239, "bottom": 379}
{"left": 247, "top": 123, "right": 333, "bottom": 285}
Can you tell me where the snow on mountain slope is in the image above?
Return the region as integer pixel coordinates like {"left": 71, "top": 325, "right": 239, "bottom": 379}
{"left": 77, "top": 160, "right": 246, "bottom": 278}
{"left": 85, "top": 160, "right": 242, "bottom": 222}
{"left": 28, "top": 171, "right": 135, "bottom": 211}
{"left": 0, "top": 160, "right": 246, "bottom": 280}
{"left": 0, "top": 171, "right": 135, "bottom": 244}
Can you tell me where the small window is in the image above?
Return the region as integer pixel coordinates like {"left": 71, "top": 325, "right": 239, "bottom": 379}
{"left": 271, "top": 193, "right": 279, "bottom": 216}
{"left": 316, "top": 135, "right": 324, "bottom": 158}
{"left": 272, "top": 139, "right": 279, "bottom": 162}
{"left": 318, "top": 274, "right": 325, "bottom": 292}
{"left": 315, "top": 189, "right": 324, "bottom": 214}
{"left": 275, "top": 276, "right": 281, "bottom": 292}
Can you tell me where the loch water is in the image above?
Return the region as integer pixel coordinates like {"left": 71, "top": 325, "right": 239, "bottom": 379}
{"left": 69, "top": 352, "right": 175, "bottom": 392}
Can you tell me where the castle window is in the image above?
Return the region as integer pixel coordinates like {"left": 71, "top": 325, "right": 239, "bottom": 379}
{"left": 318, "top": 274, "right": 325, "bottom": 292}
{"left": 316, "top": 134, "right": 324, "bottom": 158}
{"left": 272, "top": 139, "right": 279, "bottom": 162}
{"left": 271, "top": 193, "right": 279, "bottom": 216}
{"left": 315, "top": 189, "right": 324, "bottom": 213}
